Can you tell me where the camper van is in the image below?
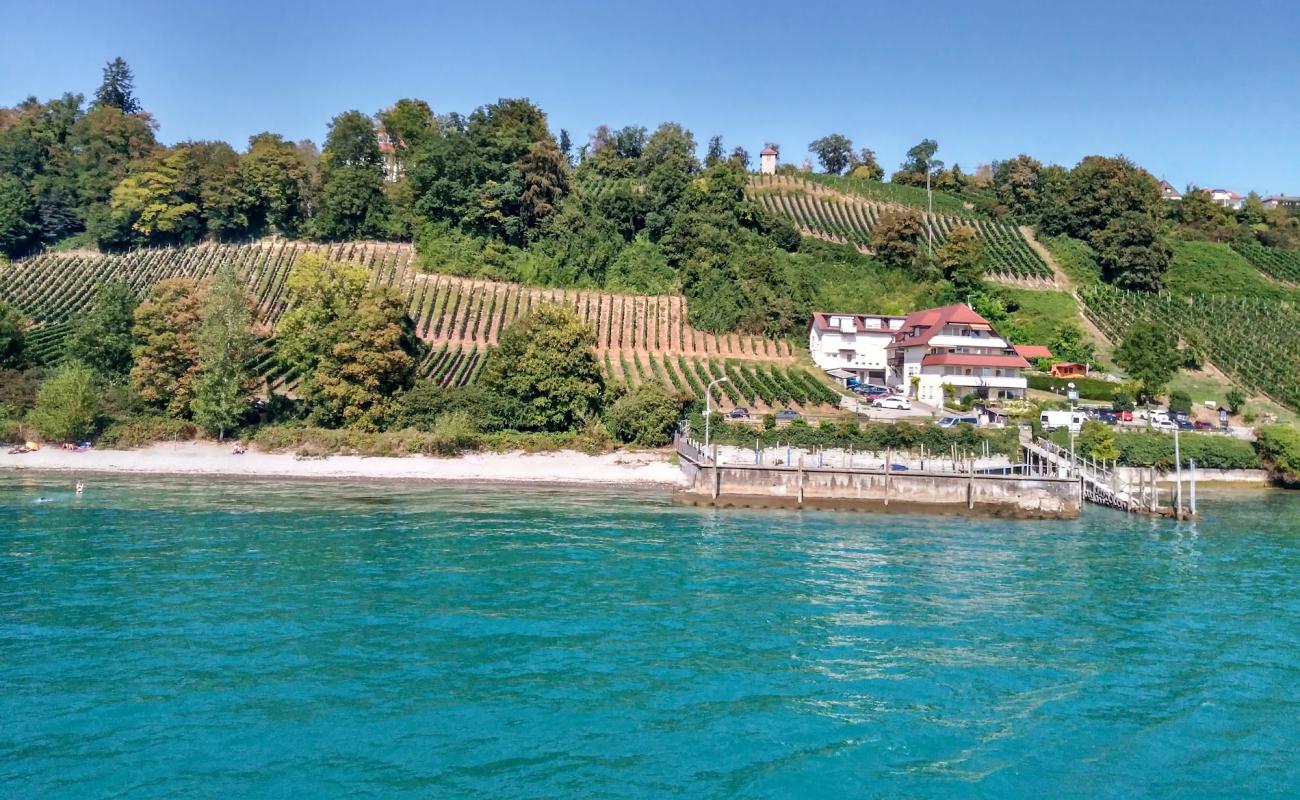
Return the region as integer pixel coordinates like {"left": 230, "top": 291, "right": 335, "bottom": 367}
{"left": 1040, "top": 410, "right": 1086, "bottom": 433}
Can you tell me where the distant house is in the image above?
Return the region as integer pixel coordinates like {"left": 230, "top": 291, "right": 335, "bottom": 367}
{"left": 1262, "top": 195, "right": 1300, "bottom": 210}
{"left": 759, "top": 146, "right": 779, "bottom": 175}
{"left": 1013, "top": 345, "right": 1053, "bottom": 362}
{"left": 885, "top": 304, "right": 1030, "bottom": 403}
{"left": 808, "top": 311, "right": 905, "bottom": 386}
{"left": 1208, "top": 188, "right": 1245, "bottom": 210}
{"left": 1159, "top": 180, "right": 1182, "bottom": 201}
{"left": 377, "top": 127, "right": 403, "bottom": 183}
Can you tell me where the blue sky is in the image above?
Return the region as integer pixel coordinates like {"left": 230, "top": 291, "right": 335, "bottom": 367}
{"left": 2, "top": 0, "right": 1297, "bottom": 193}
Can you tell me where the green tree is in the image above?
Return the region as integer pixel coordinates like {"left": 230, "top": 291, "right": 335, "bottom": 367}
{"left": 0, "top": 300, "right": 26, "bottom": 368}
{"left": 65, "top": 282, "right": 138, "bottom": 378}
{"left": 605, "top": 381, "right": 682, "bottom": 446}
{"left": 27, "top": 362, "right": 98, "bottom": 442}
{"left": 109, "top": 148, "right": 202, "bottom": 242}
{"left": 1090, "top": 211, "right": 1171, "bottom": 291}
{"left": 376, "top": 98, "right": 435, "bottom": 160}
{"left": 891, "top": 139, "right": 940, "bottom": 185}
{"left": 191, "top": 266, "right": 258, "bottom": 439}
{"left": 517, "top": 139, "right": 570, "bottom": 234}
{"left": 1225, "top": 387, "right": 1246, "bottom": 415}
{"left": 130, "top": 277, "right": 206, "bottom": 416}
{"left": 483, "top": 303, "right": 604, "bottom": 432}
{"left": 1047, "top": 324, "right": 1095, "bottom": 365}
{"left": 808, "top": 133, "right": 854, "bottom": 175}
{"left": 1060, "top": 155, "right": 1162, "bottom": 239}
{"left": 68, "top": 105, "right": 158, "bottom": 212}
{"left": 1114, "top": 321, "right": 1180, "bottom": 400}
{"left": 936, "top": 224, "right": 984, "bottom": 290}
{"left": 704, "top": 135, "right": 725, "bottom": 168}
{"left": 241, "top": 133, "right": 313, "bottom": 236}
{"left": 312, "top": 110, "right": 389, "bottom": 240}
{"left": 0, "top": 174, "right": 38, "bottom": 257}
{"left": 991, "top": 154, "right": 1043, "bottom": 217}
{"left": 1168, "top": 389, "right": 1192, "bottom": 416}
{"left": 849, "top": 147, "right": 884, "bottom": 181}
{"left": 93, "top": 57, "right": 142, "bottom": 115}
{"left": 276, "top": 253, "right": 415, "bottom": 429}
{"left": 1078, "top": 420, "right": 1120, "bottom": 463}
{"left": 871, "top": 208, "right": 924, "bottom": 270}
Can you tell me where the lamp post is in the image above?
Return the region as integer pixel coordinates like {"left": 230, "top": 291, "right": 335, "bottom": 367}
{"left": 704, "top": 376, "right": 730, "bottom": 454}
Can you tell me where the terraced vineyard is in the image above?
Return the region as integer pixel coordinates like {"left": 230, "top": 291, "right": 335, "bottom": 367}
{"left": 1230, "top": 240, "right": 1300, "bottom": 284}
{"left": 600, "top": 352, "right": 841, "bottom": 413}
{"left": 0, "top": 241, "right": 793, "bottom": 361}
{"left": 748, "top": 175, "right": 1056, "bottom": 284}
{"left": 1079, "top": 284, "right": 1300, "bottom": 410}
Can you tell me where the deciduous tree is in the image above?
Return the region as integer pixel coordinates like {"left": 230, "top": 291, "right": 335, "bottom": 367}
{"left": 1115, "top": 321, "right": 1180, "bottom": 400}
{"left": 0, "top": 300, "right": 25, "bottom": 368}
{"left": 130, "top": 277, "right": 206, "bottom": 416}
{"left": 871, "top": 208, "right": 924, "bottom": 270}
{"left": 27, "top": 362, "right": 98, "bottom": 442}
{"left": 65, "top": 282, "right": 138, "bottom": 378}
{"left": 605, "top": 381, "right": 682, "bottom": 446}
{"left": 1090, "top": 211, "right": 1171, "bottom": 291}
{"left": 191, "top": 265, "right": 258, "bottom": 439}
{"left": 808, "top": 133, "right": 854, "bottom": 175}
{"left": 483, "top": 303, "right": 604, "bottom": 432}
{"left": 936, "top": 224, "right": 984, "bottom": 290}
{"left": 312, "top": 110, "right": 389, "bottom": 240}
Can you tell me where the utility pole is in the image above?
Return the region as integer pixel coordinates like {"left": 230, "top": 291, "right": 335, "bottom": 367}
{"left": 1173, "top": 426, "right": 1184, "bottom": 520}
{"left": 704, "top": 376, "right": 730, "bottom": 455}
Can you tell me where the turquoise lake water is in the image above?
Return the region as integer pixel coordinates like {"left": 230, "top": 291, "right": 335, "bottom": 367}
{"left": 2, "top": 476, "right": 1299, "bottom": 798}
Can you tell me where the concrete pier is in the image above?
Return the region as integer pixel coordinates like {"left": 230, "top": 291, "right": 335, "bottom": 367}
{"left": 674, "top": 438, "right": 1081, "bottom": 519}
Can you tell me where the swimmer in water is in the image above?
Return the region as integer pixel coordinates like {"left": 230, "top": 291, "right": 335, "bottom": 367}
{"left": 35, "top": 497, "right": 52, "bottom": 504}
{"left": 76, "top": 480, "right": 85, "bottom": 495}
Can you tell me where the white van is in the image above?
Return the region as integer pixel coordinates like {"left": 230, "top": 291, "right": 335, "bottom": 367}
{"left": 1040, "top": 410, "right": 1086, "bottom": 433}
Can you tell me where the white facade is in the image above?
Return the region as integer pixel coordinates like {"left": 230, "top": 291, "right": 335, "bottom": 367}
{"left": 886, "top": 306, "right": 1031, "bottom": 404}
{"left": 759, "top": 147, "right": 778, "bottom": 175}
{"left": 1208, "top": 188, "right": 1245, "bottom": 210}
{"left": 808, "top": 312, "right": 904, "bottom": 385}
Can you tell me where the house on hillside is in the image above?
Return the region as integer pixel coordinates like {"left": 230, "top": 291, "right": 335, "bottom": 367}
{"left": 759, "top": 145, "right": 779, "bottom": 175}
{"left": 1262, "top": 194, "right": 1300, "bottom": 210}
{"left": 885, "top": 304, "right": 1030, "bottom": 404}
{"left": 377, "top": 129, "right": 402, "bottom": 183}
{"left": 1159, "top": 180, "right": 1182, "bottom": 201}
{"left": 808, "top": 312, "right": 906, "bottom": 386}
{"left": 1208, "top": 188, "right": 1245, "bottom": 210}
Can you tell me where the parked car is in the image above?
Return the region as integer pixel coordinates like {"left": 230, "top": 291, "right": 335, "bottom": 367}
{"left": 873, "top": 396, "right": 912, "bottom": 410}
{"left": 727, "top": 407, "right": 749, "bottom": 420}
{"left": 774, "top": 409, "right": 801, "bottom": 422}
{"left": 1095, "top": 410, "right": 1119, "bottom": 425}
{"left": 1176, "top": 418, "right": 1194, "bottom": 431}
{"left": 938, "top": 415, "right": 980, "bottom": 428}
{"left": 1040, "top": 410, "right": 1086, "bottom": 433}
{"left": 1194, "top": 420, "right": 1214, "bottom": 431}
{"left": 1114, "top": 409, "right": 1134, "bottom": 422}
{"left": 889, "top": 463, "right": 909, "bottom": 471}
{"left": 1151, "top": 418, "right": 1178, "bottom": 432}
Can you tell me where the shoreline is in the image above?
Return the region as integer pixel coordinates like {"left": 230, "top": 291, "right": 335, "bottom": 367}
{"left": 0, "top": 442, "right": 686, "bottom": 489}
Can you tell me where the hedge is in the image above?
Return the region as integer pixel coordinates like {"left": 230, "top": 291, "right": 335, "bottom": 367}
{"left": 1256, "top": 425, "right": 1300, "bottom": 481}
{"left": 1115, "top": 431, "right": 1258, "bottom": 470}
{"left": 1028, "top": 373, "right": 1121, "bottom": 401}
{"left": 688, "top": 413, "right": 1021, "bottom": 456}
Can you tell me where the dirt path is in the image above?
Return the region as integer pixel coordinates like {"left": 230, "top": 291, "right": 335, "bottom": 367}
{"left": 1017, "top": 225, "right": 1117, "bottom": 357}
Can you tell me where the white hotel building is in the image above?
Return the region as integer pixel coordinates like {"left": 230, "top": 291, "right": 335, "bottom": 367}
{"left": 809, "top": 304, "right": 1030, "bottom": 404}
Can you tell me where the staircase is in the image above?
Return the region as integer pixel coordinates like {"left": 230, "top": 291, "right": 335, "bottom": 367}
{"left": 1021, "top": 436, "right": 1157, "bottom": 513}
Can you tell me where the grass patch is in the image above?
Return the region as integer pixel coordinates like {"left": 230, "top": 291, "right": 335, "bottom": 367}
{"left": 1164, "top": 240, "right": 1300, "bottom": 302}
{"left": 797, "top": 239, "right": 941, "bottom": 316}
{"left": 1040, "top": 235, "right": 1102, "bottom": 285}
{"left": 1002, "top": 288, "right": 1080, "bottom": 345}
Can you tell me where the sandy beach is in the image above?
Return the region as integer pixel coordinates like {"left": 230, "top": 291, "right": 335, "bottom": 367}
{"left": 0, "top": 442, "right": 685, "bottom": 487}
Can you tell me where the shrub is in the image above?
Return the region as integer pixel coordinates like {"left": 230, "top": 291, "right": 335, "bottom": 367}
{"left": 1027, "top": 373, "right": 1121, "bottom": 401}
{"left": 1256, "top": 425, "right": 1300, "bottom": 482}
{"left": 97, "top": 416, "right": 200, "bottom": 449}
{"left": 1168, "top": 390, "right": 1192, "bottom": 415}
{"left": 762, "top": 413, "right": 776, "bottom": 430}
{"left": 605, "top": 381, "right": 682, "bottom": 447}
{"left": 1113, "top": 431, "right": 1259, "bottom": 470}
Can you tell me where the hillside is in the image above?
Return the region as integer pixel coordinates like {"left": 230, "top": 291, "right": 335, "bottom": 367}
{"left": 0, "top": 242, "right": 845, "bottom": 414}
{"left": 747, "top": 175, "right": 1058, "bottom": 286}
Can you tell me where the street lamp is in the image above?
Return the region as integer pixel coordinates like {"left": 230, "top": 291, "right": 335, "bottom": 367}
{"left": 704, "top": 376, "right": 730, "bottom": 453}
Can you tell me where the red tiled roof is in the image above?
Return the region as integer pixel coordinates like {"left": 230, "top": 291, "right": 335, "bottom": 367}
{"left": 922, "top": 354, "right": 1030, "bottom": 368}
{"left": 760, "top": 146, "right": 778, "bottom": 156}
{"left": 1013, "top": 345, "right": 1053, "bottom": 359}
{"left": 886, "top": 304, "right": 997, "bottom": 350}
